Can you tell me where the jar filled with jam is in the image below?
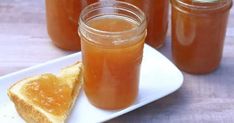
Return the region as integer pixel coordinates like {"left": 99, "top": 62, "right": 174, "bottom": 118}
{"left": 171, "top": 0, "right": 232, "bottom": 74}
{"left": 45, "top": 0, "right": 97, "bottom": 50}
{"left": 79, "top": 1, "right": 147, "bottom": 109}
{"left": 120, "top": 0, "right": 169, "bottom": 48}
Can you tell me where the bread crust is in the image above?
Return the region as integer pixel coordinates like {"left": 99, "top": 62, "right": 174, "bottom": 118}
{"left": 8, "top": 91, "right": 52, "bottom": 123}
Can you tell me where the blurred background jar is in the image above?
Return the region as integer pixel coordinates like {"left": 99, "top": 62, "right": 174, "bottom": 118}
{"left": 120, "top": 0, "right": 169, "bottom": 48}
{"left": 45, "top": 0, "right": 97, "bottom": 51}
{"left": 171, "top": 0, "right": 232, "bottom": 74}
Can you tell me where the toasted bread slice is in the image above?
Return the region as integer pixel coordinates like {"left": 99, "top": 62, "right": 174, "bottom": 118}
{"left": 7, "top": 62, "right": 83, "bottom": 123}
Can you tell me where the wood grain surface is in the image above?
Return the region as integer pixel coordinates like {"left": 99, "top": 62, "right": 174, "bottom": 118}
{"left": 0, "top": 0, "right": 234, "bottom": 123}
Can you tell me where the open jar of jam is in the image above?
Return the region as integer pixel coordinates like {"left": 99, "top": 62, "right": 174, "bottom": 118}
{"left": 45, "top": 0, "right": 97, "bottom": 50}
{"left": 79, "top": 1, "right": 147, "bottom": 109}
{"left": 120, "top": 0, "right": 169, "bottom": 48}
{"left": 171, "top": 0, "right": 232, "bottom": 74}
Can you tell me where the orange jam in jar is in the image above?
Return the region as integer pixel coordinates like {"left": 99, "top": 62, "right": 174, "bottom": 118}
{"left": 21, "top": 74, "right": 72, "bottom": 115}
{"left": 120, "top": 0, "right": 169, "bottom": 48}
{"left": 45, "top": 0, "right": 97, "bottom": 50}
{"left": 171, "top": 0, "right": 232, "bottom": 74}
{"left": 79, "top": 1, "right": 147, "bottom": 109}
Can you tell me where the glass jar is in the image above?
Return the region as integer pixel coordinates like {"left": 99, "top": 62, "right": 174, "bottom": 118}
{"left": 171, "top": 0, "right": 232, "bottom": 74}
{"left": 79, "top": 1, "right": 147, "bottom": 109}
{"left": 119, "top": 0, "right": 169, "bottom": 48}
{"left": 45, "top": 0, "right": 97, "bottom": 50}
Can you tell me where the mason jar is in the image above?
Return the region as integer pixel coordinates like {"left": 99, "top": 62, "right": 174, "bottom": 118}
{"left": 171, "top": 0, "right": 232, "bottom": 74}
{"left": 79, "top": 1, "right": 147, "bottom": 109}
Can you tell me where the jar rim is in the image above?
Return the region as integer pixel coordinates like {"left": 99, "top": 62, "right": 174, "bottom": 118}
{"left": 172, "top": 0, "right": 232, "bottom": 11}
{"left": 79, "top": 1, "right": 147, "bottom": 36}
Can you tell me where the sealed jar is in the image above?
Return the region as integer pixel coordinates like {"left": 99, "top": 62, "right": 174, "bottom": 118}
{"left": 120, "top": 0, "right": 169, "bottom": 48}
{"left": 171, "top": 0, "right": 232, "bottom": 74}
{"left": 45, "top": 0, "right": 97, "bottom": 50}
{"left": 79, "top": 1, "right": 147, "bottom": 109}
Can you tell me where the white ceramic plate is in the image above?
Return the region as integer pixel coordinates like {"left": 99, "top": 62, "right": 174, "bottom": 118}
{"left": 0, "top": 44, "right": 183, "bottom": 123}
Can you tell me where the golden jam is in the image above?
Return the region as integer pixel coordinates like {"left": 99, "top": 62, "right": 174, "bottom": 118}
{"left": 81, "top": 16, "right": 144, "bottom": 109}
{"left": 79, "top": 1, "right": 147, "bottom": 110}
{"left": 121, "top": 0, "right": 169, "bottom": 48}
{"left": 21, "top": 74, "right": 72, "bottom": 115}
{"left": 46, "top": 0, "right": 97, "bottom": 50}
{"left": 171, "top": 0, "right": 232, "bottom": 74}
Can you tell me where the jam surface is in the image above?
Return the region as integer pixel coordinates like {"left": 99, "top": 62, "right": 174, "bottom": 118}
{"left": 87, "top": 16, "right": 135, "bottom": 32}
{"left": 21, "top": 74, "right": 72, "bottom": 116}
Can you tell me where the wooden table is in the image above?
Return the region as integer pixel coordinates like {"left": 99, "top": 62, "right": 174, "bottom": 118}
{"left": 1, "top": 0, "right": 234, "bottom": 122}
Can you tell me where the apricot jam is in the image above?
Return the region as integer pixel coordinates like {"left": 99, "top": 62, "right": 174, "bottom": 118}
{"left": 171, "top": 0, "right": 232, "bottom": 74}
{"left": 79, "top": 1, "right": 147, "bottom": 109}
{"left": 120, "top": 0, "right": 169, "bottom": 48}
{"left": 45, "top": 0, "right": 97, "bottom": 50}
{"left": 21, "top": 74, "right": 72, "bottom": 115}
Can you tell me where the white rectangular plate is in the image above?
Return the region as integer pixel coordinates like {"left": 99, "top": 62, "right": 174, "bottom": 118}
{"left": 0, "top": 44, "right": 183, "bottom": 123}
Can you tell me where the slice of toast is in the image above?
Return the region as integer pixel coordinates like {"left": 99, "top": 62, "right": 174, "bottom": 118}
{"left": 7, "top": 62, "right": 83, "bottom": 123}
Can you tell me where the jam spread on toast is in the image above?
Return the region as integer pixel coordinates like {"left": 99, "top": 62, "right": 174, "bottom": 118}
{"left": 21, "top": 74, "right": 72, "bottom": 115}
